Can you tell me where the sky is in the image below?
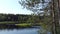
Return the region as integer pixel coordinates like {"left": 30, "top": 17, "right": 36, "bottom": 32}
{"left": 0, "top": 0, "right": 33, "bottom": 14}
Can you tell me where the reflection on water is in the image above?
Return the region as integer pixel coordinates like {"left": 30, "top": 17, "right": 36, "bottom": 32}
{"left": 0, "top": 28, "right": 39, "bottom": 34}
{"left": 0, "top": 25, "right": 40, "bottom": 34}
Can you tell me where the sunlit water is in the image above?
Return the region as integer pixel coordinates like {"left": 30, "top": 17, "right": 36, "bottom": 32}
{"left": 0, "top": 28, "right": 40, "bottom": 34}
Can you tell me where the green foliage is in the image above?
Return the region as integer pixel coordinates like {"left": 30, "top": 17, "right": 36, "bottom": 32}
{"left": 38, "top": 28, "right": 48, "bottom": 34}
{"left": 0, "top": 21, "right": 15, "bottom": 24}
{"left": 19, "top": 0, "right": 55, "bottom": 34}
{"left": 19, "top": 0, "right": 52, "bottom": 25}
{"left": 15, "top": 23, "right": 32, "bottom": 27}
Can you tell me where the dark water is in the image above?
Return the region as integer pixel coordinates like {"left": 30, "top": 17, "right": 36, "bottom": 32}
{"left": 0, "top": 25, "right": 51, "bottom": 34}
{"left": 0, "top": 28, "right": 39, "bottom": 34}
{"left": 0, "top": 25, "right": 40, "bottom": 34}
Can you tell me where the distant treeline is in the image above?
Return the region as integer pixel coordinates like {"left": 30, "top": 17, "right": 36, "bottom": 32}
{"left": 0, "top": 14, "right": 44, "bottom": 23}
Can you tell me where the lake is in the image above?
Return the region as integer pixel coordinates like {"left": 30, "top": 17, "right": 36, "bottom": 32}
{"left": 0, "top": 28, "right": 40, "bottom": 34}
{"left": 0, "top": 25, "right": 39, "bottom": 34}
{"left": 0, "top": 25, "right": 51, "bottom": 34}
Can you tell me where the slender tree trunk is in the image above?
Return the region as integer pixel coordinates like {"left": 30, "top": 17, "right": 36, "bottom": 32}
{"left": 51, "top": 0, "right": 59, "bottom": 34}
{"left": 58, "top": 0, "right": 60, "bottom": 25}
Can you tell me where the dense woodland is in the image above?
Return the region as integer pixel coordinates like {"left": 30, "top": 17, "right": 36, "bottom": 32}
{"left": 0, "top": 14, "right": 44, "bottom": 23}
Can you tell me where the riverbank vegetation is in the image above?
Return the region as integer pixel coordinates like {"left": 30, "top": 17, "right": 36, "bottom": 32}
{"left": 15, "top": 23, "right": 32, "bottom": 27}
{"left": 0, "top": 14, "right": 42, "bottom": 27}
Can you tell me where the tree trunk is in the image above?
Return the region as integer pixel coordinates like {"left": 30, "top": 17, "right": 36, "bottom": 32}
{"left": 58, "top": 0, "right": 60, "bottom": 25}
{"left": 51, "top": 0, "right": 59, "bottom": 34}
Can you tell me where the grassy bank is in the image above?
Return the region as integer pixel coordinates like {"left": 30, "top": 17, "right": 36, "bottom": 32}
{"left": 0, "top": 22, "right": 32, "bottom": 28}
{"left": 15, "top": 23, "right": 32, "bottom": 27}
{"left": 0, "top": 21, "right": 15, "bottom": 24}
{"left": 0, "top": 21, "right": 40, "bottom": 28}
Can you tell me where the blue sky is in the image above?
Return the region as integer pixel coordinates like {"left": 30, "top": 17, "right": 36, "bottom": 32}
{"left": 0, "top": 0, "right": 32, "bottom": 14}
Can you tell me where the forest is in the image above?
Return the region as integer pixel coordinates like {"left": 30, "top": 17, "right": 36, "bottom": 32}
{"left": 0, "top": 14, "right": 44, "bottom": 24}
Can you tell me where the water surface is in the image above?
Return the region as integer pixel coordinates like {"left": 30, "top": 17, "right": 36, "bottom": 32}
{"left": 0, "top": 28, "right": 40, "bottom": 34}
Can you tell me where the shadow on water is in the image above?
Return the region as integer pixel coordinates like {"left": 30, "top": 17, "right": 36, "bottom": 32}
{"left": 0, "top": 24, "right": 51, "bottom": 34}
{"left": 0, "top": 24, "right": 40, "bottom": 30}
{"left": 0, "top": 24, "right": 40, "bottom": 34}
